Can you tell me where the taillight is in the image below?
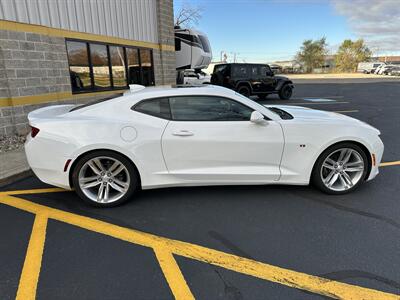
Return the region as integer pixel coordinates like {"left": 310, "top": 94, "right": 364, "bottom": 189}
{"left": 31, "top": 126, "right": 40, "bottom": 138}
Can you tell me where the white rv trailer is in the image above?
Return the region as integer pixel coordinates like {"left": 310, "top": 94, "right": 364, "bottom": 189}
{"left": 175, "top": 27, "right": 212, "bottom": 83}
{"left": 357, "top": 62, "right": 384, "bottom": 73}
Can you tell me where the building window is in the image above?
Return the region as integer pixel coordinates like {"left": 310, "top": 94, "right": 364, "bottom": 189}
{"left": 90, "top": 43, "right": 111, "bottom": 89}
{"left": 66, "top": 40, "right": 155, "bottom": 94}
{"left": 66, "top": 41, "right": 92, "bottom": 92}
{"left": 109, "top": 46, "right": 127, "bottom": 87}
{"left": 140, "top": 49, "right": 154, "bottom": 86}
{"left": 126, "top": 47, "right": 140, "bottom": 85}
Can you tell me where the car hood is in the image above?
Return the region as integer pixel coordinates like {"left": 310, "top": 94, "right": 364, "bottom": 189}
{"left": 274, "top": 75, "right": 290, "bottom": 81}
{"left": 265, "top": 105, "right": 380, "bottom": 134}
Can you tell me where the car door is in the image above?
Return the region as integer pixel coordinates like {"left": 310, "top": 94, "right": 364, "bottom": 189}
{"left": 161, "top": 96, "right": 284, "bottom": 182}
{"left": 259, "top": 65, "right": 276, "bottom": 92}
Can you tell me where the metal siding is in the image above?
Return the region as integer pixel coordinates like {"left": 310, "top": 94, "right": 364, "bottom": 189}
{"left": 47, "top": 0, "right": 61, "bottom": 28}
{"left": 26, "top": 0, "right": 41, "bottom": 24}
{"left": 0, "top": 0, "right": 158, "bottom": 43}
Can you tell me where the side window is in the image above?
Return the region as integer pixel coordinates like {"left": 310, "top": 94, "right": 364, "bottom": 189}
{"left": 169, "top": 96, "right": 254, "bottom": 121}
{"left": 233, "top": 65, "right": 248, "bottom": 77}
{"left": 260, "top": 66, "right": 268, "bottom": 76}
{"left": 251, "top": 66, "right": 259, "bottom": 76}
{"left": 134, "top": 98, "right": 171, "bottom": 119}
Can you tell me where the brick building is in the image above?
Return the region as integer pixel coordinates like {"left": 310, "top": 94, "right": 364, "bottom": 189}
{"left": 0, "top": 0, "right": 176, "bottom": 137}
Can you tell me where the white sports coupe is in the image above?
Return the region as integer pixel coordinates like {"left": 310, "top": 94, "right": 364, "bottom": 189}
{"left": 25, "top": 85, "right": 384, "bottom": 207}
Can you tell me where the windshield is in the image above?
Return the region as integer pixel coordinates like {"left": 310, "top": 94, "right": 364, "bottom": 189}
{"left": 234, "top": 92, "right": 280, "bottom": 118}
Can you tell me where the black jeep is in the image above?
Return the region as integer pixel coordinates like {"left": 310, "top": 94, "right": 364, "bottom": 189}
{"left": 211, "top": 63, "right": 294, "bottom": 100}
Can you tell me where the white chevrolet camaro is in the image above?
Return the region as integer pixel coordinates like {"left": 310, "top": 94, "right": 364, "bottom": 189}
{"left": 25, "top": 85, "right": 384, "bottom": 207}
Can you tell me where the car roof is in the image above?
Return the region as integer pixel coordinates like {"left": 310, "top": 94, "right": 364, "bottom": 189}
{"left": 123, "top": 84, "right": 238, "bottom": 99}
{"left": 216, "top": 63, "right": 268, "bottom": 66}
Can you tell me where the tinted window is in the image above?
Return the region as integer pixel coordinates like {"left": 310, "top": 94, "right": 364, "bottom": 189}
{"left": 169, "top": 96, "right": 253, "bottom": 121}
{"left": 214, "top": 64, "right": 228, "bottom": 75}
{"left": 134, "top": 98, "right": 171, "bottom": 119}
{"left": 109, "top": 46, "right": 127, "bottom": 87}
{"left": 90, "top": 44, "right": 111, "bottom": 89}
{"left": 232, "top": 65, "right": 248, "bottom": 77}
{"left": 66, "top": 41, "right": 91, "bottom": 92}
{"left": 251, "top": 66, "right": 259, "bottom": 76}
{"left": 140, "top": 49, "right": 154, "bottom": 86}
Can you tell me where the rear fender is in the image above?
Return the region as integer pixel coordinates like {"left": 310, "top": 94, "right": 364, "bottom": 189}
{"left": 235, "top": 81, "right": 253, "bottom": 92}
{"left": 69, "top": 144, "right": 144, "bottom": 179}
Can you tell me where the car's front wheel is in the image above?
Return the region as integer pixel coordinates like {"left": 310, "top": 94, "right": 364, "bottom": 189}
{"left": 311, "top": 143, "right": 368, "bottom": 194}
{"left": 72, "top": 151, "right": 139, "bottom": 207}
{"left": 278, "top": 84, "right": 293, "bottom": 100}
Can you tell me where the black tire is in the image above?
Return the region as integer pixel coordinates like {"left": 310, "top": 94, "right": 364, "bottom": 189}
{"left": 72, "top": 150, "right": 140, "bottom": 207}
{"left": 258, "top": 94, "right": 267, "bottom": 100}
{"left": 311, "top": 142, "right": 369, "bottom": 195}
{"left": 237, "top": 85, "right": 251, "bottom": 97}
{"left": 278, "top": 84, "right": 293, "bottom": 100}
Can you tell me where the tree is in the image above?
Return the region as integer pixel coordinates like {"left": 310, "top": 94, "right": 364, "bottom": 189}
{"left": 174, "top": 3, "right": 202, "bottom": 28}
{"left": 296, "top": 38, "right": 328, "bottom": 73}
{"left": 335, "top": 39, "right": 372, "bottom": 72}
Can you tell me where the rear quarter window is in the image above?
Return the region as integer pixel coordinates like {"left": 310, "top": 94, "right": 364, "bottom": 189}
{"left": 133, "top": 98, "right": 171, "bottom": 119}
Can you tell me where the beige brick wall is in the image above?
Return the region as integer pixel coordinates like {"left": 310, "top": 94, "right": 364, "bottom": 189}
{"left": 0, "top": 30, "right": 71, "bottom": 99}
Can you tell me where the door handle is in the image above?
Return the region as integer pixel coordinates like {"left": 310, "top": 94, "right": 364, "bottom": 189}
{"left": 172, "top": 130, "right": 194, "bottom": 136}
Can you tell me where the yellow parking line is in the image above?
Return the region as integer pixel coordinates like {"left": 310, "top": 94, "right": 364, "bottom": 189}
{"left": 1, "top": 193, "right": 398, "bottom": 299}
{"left": 0, "top": 187, "right": 66, "bottom": 197}
{"left": 16, "top": 214, "right": 48, "bottom": 300}
{"left": 380, "top": 161, "right": 400, "bottom": 167}
{"left": 154, "top": 247, "right": 195, "bottom": 300}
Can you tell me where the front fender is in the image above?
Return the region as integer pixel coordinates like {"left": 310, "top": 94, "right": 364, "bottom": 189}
{"left": 276, "top": 79, "right": 293, "bottom": 91}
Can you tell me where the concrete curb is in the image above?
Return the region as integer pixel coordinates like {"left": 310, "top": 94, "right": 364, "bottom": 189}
{"left": 0, "top": 169, "right": 33, "bottom": 188}
{"left": 0, "top": 149, "right": 31, "bottom": 188}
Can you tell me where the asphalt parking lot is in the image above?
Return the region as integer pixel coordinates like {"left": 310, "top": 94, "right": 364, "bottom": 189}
{"left": 1, "top": 79, "right": 399, "bottom": 300}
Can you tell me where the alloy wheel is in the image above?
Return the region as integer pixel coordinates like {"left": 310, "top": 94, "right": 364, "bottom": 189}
{"left": 320, "top": 148, "right": 365, "bottom": 192}
{"left": 78, "top": 156, "right": 131, "bottom": 203}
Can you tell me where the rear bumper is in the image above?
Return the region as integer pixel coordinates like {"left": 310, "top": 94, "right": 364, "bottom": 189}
{"left": 25, "top": 134, "right": 72, "bottom": 190}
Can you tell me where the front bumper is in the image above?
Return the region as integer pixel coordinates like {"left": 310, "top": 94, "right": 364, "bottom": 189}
{"left": 367, "top": 135, "right": 384, "bottom": 181}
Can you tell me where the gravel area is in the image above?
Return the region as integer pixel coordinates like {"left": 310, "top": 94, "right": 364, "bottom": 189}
{"left": 0, "top": 135, "right": 26, "bottom": 153}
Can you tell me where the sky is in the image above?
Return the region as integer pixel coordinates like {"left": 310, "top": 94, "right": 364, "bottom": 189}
{"left": 173, "top": 0, "right": 400, "bottom": 63}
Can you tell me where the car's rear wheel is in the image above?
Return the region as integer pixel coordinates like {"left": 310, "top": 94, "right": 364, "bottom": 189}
{"left": 311, "top": 143, "right": 368, "bottom": 194}
{"left": 278, "top": 84, "right": 292, "bottom": 100}
{"left": 237, "top": 85, "right": 251, "bottom": 97}
{"left": 72, "top": 151, "right": 139, "bottom": 207}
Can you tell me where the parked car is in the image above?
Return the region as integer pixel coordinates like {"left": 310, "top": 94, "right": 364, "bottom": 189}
{"left": 25, "top": 85, "right": 383, "bottom": 207}
{"left": 388, "top": 66, "right": 400, "bottom": 76}
{"left": 211, "top": 63, "right": 294, "bottom": 100}
{"left": 183, "top": 70, "right": 211, "bottom": 85}
{"left": 379, "top": 65, "right": 397, "bottom": 75}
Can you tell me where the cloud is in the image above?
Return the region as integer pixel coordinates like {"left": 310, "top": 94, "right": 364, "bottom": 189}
{"left": 332, "top": 0, "right": 400, "bottom": 54}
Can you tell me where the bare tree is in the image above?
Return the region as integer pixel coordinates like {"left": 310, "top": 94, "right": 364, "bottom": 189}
{"left": 175, "top": 3, "right": 202, "bottom": 28}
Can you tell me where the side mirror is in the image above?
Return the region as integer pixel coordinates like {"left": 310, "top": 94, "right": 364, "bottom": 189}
{"left": 250, "top": 111, "right": 265, "bottom": 124}
{"left": 266, "top": 71, "right": 274, "bottom": 77}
